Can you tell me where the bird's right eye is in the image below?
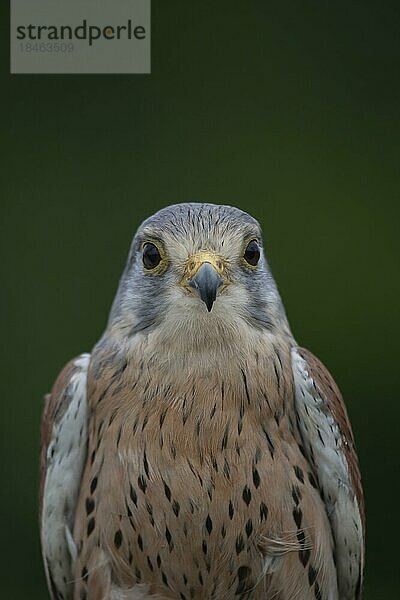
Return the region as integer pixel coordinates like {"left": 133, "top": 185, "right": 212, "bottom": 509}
{"left": 243, "top": 239, "right": 261, "bottom": 267}
{"left": 142, "top": 243, "right": 162, "bottom": 270}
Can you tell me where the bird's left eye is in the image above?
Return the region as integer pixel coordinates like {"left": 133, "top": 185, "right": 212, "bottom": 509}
{"left": 142, "top": 243, "right": 162, "bottom": 270}
{"left": 243, "top": 240, "right": 261, "bottom": 267}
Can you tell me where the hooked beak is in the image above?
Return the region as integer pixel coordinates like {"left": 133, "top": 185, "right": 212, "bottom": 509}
{"left": 188, "top": 262, "right": 224, "bottom": 312}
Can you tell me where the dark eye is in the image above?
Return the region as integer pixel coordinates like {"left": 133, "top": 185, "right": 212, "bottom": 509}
{"left": 243, "top": 240, "right": 261, "bottom": 267}
{"left": 142, "top": 243, "right": 162, "bottom": 270}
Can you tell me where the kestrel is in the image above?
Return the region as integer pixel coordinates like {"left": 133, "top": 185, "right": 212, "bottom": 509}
{"left": 40, "top": 203, "right": 364, "bottom": 600}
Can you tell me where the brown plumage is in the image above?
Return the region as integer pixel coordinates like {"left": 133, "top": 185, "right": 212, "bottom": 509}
{"left": 297, "top": 348, "right": 365, "bottom": 540}
{"left": 40, "top": 204, "right": 364, "bottom": 600}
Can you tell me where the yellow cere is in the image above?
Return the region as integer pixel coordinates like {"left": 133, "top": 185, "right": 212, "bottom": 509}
{"left": 184, "top": 251, "right": 225, "bottom": 278}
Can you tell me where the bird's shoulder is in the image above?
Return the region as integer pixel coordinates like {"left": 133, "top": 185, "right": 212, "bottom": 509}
{"left": 40, "top": 353, "right": 90, "bottom": 600}
{"left": 40, "top": 354, "right": 90, "bottom": 500}
{"left": 291, "top": 345, "right": 364, "bottom": 598}
{"left": 294, "top": 346, "right": 364, "bottom": 521}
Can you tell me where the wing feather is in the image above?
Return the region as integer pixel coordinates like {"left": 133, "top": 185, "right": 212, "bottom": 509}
{"left": 291, "top": 346, "right": 364, "bottom": 600}
{"left": 40, "top": 353, "right": 90, "bottom": 600}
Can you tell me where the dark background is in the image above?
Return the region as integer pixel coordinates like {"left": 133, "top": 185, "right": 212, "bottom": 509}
{"left": 1, "top": 1, "right": 399, "bottom": 597}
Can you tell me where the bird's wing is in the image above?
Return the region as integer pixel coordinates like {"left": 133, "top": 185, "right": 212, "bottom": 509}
{"left": 291, "top": 346, "right": 365, "bottom": 600}
{"left": 40, "top": 353, "right": 90, "bottom": 600}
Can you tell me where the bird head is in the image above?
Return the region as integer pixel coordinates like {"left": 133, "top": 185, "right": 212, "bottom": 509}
{"left": 109, "top": 204, "right": 289, "bottom": 343}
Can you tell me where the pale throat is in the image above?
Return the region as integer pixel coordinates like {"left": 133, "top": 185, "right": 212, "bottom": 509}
{"left": 103, "top": 295, "right": 293, "bottom": 420}
{"left": 121, "top": 311, "right": 292, "bottom": 403}
{"left": 90, "top": 314, "right": 294, "bottom": 460}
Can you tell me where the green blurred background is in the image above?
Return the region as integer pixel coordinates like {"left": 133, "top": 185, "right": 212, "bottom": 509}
{"left": 1, "top": 1, "right": 399, "bottom": 597}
